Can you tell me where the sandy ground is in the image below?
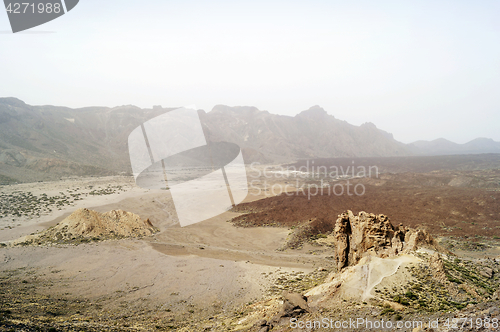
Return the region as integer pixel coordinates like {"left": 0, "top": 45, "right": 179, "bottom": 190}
{"left": 2, "top": 165, "right": 500, "bottom": 330}
{"left": 0, "top": 169, "right": 326, "bottom": 327}
{"left": 0, "top": 240, "right": 293, "bottom": 314}
{"left": 0, "top": 176, "right": 140, "bottom": 241}
{"left": 0, "top": 166, "right": 303, "bottom": 241}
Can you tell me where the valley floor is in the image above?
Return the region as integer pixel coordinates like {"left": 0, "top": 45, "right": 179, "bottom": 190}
{"left": 1, "top": 161, "right": 500, "bottom": 331}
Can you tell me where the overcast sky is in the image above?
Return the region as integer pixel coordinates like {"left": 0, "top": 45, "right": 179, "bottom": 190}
{"left": 1, "top": 0, "right": 499, "bottom": 144}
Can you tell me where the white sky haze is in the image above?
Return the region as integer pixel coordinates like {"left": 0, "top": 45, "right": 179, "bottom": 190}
{"left": 1, "top": 0, "right": 499, "bottom": 144}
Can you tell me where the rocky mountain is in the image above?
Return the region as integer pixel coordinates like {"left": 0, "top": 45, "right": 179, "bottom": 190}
{"left": 0, "top": 98, "right": 172, "bottom": 183}
{"left": 0, "top": 98, "right": 409, "bottom": 183}
{"left": 1, "top": 97, "right": 498, "bottom": 184}
{"left": 201, "top": 105, "right": 408, "bottom": 161}
{"left": 332, "top": 210, "right": 446, "bottom": 271}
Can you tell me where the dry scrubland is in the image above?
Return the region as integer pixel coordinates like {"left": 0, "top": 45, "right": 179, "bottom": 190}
{"left": 0, "top": 155, "right": 500, "bottom": 331}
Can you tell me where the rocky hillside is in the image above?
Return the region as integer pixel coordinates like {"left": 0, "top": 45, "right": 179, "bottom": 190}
{"left": 206, "top": 211, "right": 500, "bottom": 332}
{"left": 201, "top": 105, "right": 408, "bottom": 161}
{"left": 0, "top": 98, "right": 407, "bottom": 183}
{"left": 2, "top": 97, "right": 499, "bottom": 184}
{"left": 0, "top": 97, "right": 172, "bottom": 183}
{"left": 332, "top": 210, "right": 447, "bottom": 271}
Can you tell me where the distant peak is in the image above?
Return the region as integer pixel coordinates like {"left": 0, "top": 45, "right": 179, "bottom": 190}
{"left": 0, "top": 97, "right": 27, "bottom": 107}
{"left": 210, "top": 105, "right": 261, "bottom": 114}
{"left": 111, "top": 105, "right": 141, "bottom": 110}
{"left": 432, "top": 138, "right": 455, "bottom": 144}
{"left": 361, "top": 122, "right": 377, "bottom": 129}
{"left": 468, "top": 137, "right": 495, "bottom": 143}
{"left": 297, "top": 105, "right": 331, "bottom": 119}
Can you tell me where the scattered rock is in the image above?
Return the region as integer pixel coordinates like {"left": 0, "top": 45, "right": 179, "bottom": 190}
{"left": 269, "top": 291, "right": 309, "bottom": 325}
{"left": 480, "top": 267, "right": 493, "bottom": 279}
{"left": 382, "top": 300, "right": 405, "bottom": 311}
{"left": 460, "top": 283, "right": 480, "bottom": 299}
{"left": 252, "top": 319, "right": 271, "bottom": 332}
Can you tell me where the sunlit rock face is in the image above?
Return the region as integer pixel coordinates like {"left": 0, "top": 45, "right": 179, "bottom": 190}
{"left": 334, "top": 210, "right": 443, "bottom": 271}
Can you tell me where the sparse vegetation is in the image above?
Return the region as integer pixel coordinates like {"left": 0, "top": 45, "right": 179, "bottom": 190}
{"left": 0, "top": 185, "right": 127, "bottom": 222}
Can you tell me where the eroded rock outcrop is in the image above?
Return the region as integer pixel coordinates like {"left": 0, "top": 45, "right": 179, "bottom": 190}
{"left": 429, "top": 252, "right": 448, "bottom": 283}
{"left": 13, "top": 208, "right": 158, "bottom": 245}
{"left": 334, "top": 210, "right": 445, "bottom": 271}
{"left": 54, "top": 208, "right": 157, "bottom": 238}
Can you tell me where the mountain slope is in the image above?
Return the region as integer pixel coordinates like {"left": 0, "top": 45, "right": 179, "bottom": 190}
{"left": 1, "top": 97, "right": 498, "bottom": 184}
{"left": 201, "top": 105, "right": 408, "bottom": 161}
{"left": 0, "top": 98, "right": 174, "bottom": 182}
{"left": 0, "top": 98, "right": 411, "bottom": 183}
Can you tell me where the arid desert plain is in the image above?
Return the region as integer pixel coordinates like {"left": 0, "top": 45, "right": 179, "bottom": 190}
{"left": 1, "top": 156, "right": 500, "bottom": 331}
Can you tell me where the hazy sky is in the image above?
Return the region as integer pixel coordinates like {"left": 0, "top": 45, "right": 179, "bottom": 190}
{"left": 1, "top": 0, "right": 499, "bottom": 144}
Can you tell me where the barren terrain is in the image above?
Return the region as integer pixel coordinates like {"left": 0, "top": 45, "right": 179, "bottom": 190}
{"left": 0, "top": 155, "right": 499, "bottom": 331}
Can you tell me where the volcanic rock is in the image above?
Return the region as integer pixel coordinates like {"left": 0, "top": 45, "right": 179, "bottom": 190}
{"left": 334, "top": 210, "right": 445, "bottom": 271}
{"left": 429, "top": 252, "right": 447, "bottom": 283}
{"left": 279, "top": 291, "right": 309, "bottom": 317}
{"left": 13, "top": 208, "right": 158, "bottom": 245}
{"left": 480, "top": 267, "right": 494, "bottom": 279}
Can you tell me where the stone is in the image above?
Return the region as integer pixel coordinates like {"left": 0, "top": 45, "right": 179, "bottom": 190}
{"left": 333, "top": 210, "right": 447, "bottom": 271}
{"left": 281, "top": 291, "right": 308, "bottom": 316}
{"left": 429, "top": 253, "right": 447, "bottom": 283}
{"left": 271, "top": 291, "right": 309, "bottom": 324}
{"left": 479, "top": 267, "right": 493, "bottom": 279}
{"left": 251, "top": 319, "right": 271, "bottom": 332}
{"left": 492, "top": 288, "right": 500, "bottom": 301}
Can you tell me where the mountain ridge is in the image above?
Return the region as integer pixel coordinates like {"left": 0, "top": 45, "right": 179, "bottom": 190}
{"left": 408, "top": 137, "right": 500, "bottom": 155}
{"left": 1, "top": 97, "right": 498, "bottom": 184}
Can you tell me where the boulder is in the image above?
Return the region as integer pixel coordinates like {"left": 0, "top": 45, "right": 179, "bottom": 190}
{"left": 480, "top": 267, "right": 493, "bottom": 279}
{"left": 268, "top": 291, "right": 309, "bottom": 326}
{"left": 281, "top": 291, "right": 309, "bottom": 316}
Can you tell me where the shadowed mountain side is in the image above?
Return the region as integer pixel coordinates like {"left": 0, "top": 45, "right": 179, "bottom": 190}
{"left": 200, "top": 105, "right": 409, "bottom": 161}
{"left": 1, "top": 97, "right": 499, "bottom": 184}
{"left": 0, "top": 98, "right": 408, "bottom": 183}
{"left": 0, "top": 98, "right": 174, "bottom": 183}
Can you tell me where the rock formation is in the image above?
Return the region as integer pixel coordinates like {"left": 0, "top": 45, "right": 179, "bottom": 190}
{"left": 224, "top": 211, "right": 500, "bottom": 331}
{"left": 334, "top": 210, "right": 445, "bottom": 271}
{"left": 54, "top": 208, "right": 157, "bottom": 238}
{"left": 429, "top": 252, "right": 448, "bottom": 283}
{"left": 13, "top": 208, "right": 158, "bottom": 245}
